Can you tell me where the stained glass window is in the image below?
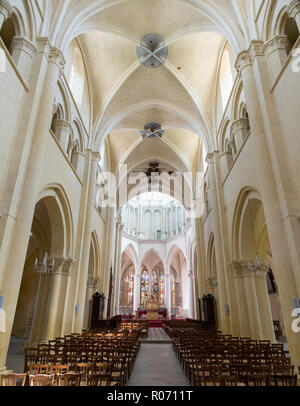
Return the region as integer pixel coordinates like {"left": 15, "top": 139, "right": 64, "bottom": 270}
{"left": 141, "top": 270, "right": 149, "bottom": 305}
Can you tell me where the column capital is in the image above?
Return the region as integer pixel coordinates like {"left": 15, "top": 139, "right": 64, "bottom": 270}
{"left": 231, "top": 118, "right": 249, "bottom": 136}
{"left": 208, "top": 277, "right": 218, "bottom": 289}
{"left": 63, "top": 257, "right": 76, "bottom": 276}
{"left": 11, "top": 37, "right": 38, "bottom": 59}
{"left": 288, "top": 0, "right": 300, "bottom": 19}
{"left": 235, "top": 41, "right": 265, "bottom": 73}
{"left": 55, "top": 119, "right": 73, "bottom": 135}
{"left": 205, "top": 151, "right": 219, "bottom": 164}
{"left": 0, "top": 0, "right": 13, "bottom": 20}
{"left": 91, "top": 150, "right": 100, "bottom": 162}
{"left": 231, "top": 260, "right": 268, "bottom": 279}
{"left": 87, "top": 276, "right": 98, "bottom": 289}
{"left": 49, "top": 47, "right": 65, "bottom": 72}
{"left": 264, "top": 35, "right": 289, "bottom": 57}
{"left": 35, "top": 37, "right": 65, "bottom": 72}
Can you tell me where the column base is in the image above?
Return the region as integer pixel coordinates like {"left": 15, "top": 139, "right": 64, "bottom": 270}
{"left": 0, "top": 367, "right": 13, "bottom": 375}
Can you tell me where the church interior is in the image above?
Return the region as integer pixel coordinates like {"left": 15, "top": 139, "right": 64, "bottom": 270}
{"left": 0, "top": 0, "right": 300, "bottom": 387}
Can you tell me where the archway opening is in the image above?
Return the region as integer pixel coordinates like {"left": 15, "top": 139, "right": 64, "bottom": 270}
{"left": 121, "top": 192, "right": 188, "bottom": 240}
{"left": 119, "top": 251, "right": 135, "bottom": 316}
{"left": 239, "top": 197, "right": 286, "bottom": 342}
{"left": 285, "top": 16, "right": 299, "bottom": 55}
{"left": 6, "top": 195, "right": 67, "bottom": 371}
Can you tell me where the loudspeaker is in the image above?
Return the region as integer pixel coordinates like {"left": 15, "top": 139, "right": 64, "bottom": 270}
{"left": 0, "top": 296, "right": 4, "bottom": 309}
{"left": 225, "top": 304, "right": 230, "bottom": 315}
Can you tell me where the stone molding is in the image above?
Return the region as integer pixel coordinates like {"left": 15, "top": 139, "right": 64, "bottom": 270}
{"left": 263, "top": 35, "right": 289, "bottom": 57}
{"left": 0, "top": 0, "right": 13, "bottom": 20}
{"left": 231, "top": 260, "right": 268, "bottom": 279}
{"left": 87, "top": 276, "right": 99, "bottom": 289}
{"left": 288, "top": 0, "right": 300, "bottom": 19}
{"left": 235, "top": 41, "right": 265, "bottom": 73}
{"left": 231, "top": 118, "right": 250, "bottom": 136}
{"left": 36, "top": 37, "right": 65, "bottom": 73}
{"left": 55, "top": 119, "right": 73, "bottom": 137}
{"left": 11, "top": 37, "right": 38, "bottom": 59}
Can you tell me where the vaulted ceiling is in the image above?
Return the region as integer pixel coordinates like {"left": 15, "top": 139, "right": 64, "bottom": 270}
{"left": 50, "top": 0, "right": 249, "bottom": 180}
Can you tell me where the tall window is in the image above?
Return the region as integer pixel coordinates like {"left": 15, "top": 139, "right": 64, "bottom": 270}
{"left": 141, "top": 270, "right": 149, "bottom": 306}
{"left": 219, "top": 49, "right": 234, "bottom": 111}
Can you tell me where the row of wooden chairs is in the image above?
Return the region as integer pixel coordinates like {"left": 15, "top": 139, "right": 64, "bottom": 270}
{"left": 166, "top": 326, "right": 298, "bottom": 386}
{"left": 21, "top": 329, "right": 141, "bottom": 386}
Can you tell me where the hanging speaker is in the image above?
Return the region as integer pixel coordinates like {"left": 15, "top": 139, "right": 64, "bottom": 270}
{"left": 225, "top": 304, "right": 230, "bottom": 315}
{"left": 0, "top": 296, "right": 4, "bottom": 309}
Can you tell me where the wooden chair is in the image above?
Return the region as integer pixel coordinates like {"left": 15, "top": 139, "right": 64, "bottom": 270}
{"left": 29, "top": 374, "right": 55, "bottom": 386}
{"left": 87, "top": 373, "right": 111, "bottom": 386}
{"left": 246, "top": 375, "right": 271, "bottom": 386}
{"left": 29, "top": 364, "right": 50, "bottom": 375}
{"left": 58, "top": 373, "right": 81, "bottom": 386}
{"left": 273, "top": 374, "right": 298, "bottom": 386}
{"left": 75, "top": 363, "right": 95, "bottom": 382}
{"left": 1, "top": 373, "right": 27, "bottom": 386}
{"left": 50, "top": 364, "right": 70, "bottom": 384}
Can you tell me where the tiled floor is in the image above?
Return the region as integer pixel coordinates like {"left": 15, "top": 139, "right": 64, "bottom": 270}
{"left": 127, "top": 343, "right": 190, "bottom": 386}
{"left": 142, "top": 328, "right": 172, "bottom": 343}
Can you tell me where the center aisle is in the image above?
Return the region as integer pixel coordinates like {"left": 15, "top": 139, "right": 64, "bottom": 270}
{"left": 127, "top": 329, "right": 190, "bottom": 386}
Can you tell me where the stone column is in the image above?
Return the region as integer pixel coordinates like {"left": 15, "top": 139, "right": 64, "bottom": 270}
{"left": 231, "top": 118, "right": 250, "bottom": 151}
{"left": 53, "top": 119, "right": 73, "bottom": 153}
{"left": 113, "top": 221, "right": 123, "bottom": 316}
{"left": 164, "top": 273, "right": 171, "bottom": 318}
{"left": 242, "top": 264, "right": 263, "bottom": 340}
{"left": 288, "top": 0, "right": 300, "bottom": 31}
{"left": 264, "top": 36, "right": 289, "bottom": 82}
{"left": 188, "top": 270, "right": 195, "bottom": 318}
{"left": 0, "top": 42, "right": 65, "bottom": 371}
{"left": 27, "top": 272, "right": 50, "bottom": 348}
{"left": 133, "top": 268, "right": 141, "bottom": 312}
{"left": 205, "top": 153, "right": 230, "bottom": 334}
{"left": 235, "top": 43, "right": 300, "bottom": 364}
{"left": 254, "top": 268, "right": 276, "bottom": 342}
{"left": 231, "top": 262, "right": 251, "bottom": 338}
{"left": 232, "top": 260, "right": 275, "bottom": 341}
{"left": 83, "top": 276, "right": 98, "bottom": 330}
{"left": 73, "top": 151, "right": 99, "bottom": 332}
{"left": 42, "top": 258, "right": 66, "bottom": 341}
{"left": 0, "top": 0, "right": 12, "bottom": 30}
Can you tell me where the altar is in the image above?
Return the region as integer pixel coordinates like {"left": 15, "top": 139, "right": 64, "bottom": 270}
{"left": 136, "top": 301, "right": 167, "bottom": 320}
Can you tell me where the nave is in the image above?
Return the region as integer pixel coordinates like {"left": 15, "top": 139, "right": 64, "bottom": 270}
{"left": 2, "top": 321, "right": 299, "bottom": 387}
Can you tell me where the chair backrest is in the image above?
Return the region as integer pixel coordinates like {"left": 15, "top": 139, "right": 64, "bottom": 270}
{"left": 76, "top": 363, "right": 95, "bottom": 380}
{"left": 29, "top": 374, "right": 55, "bottom": 386}
{"left": 95, "top": 363, "right": 112, "bottom": 374}
{"left": 274, "top": 374, "right": 298, "bottom": 386}
{"left": 1, "top": 373, "right": 27, "bottom": 386}
{"left": 58, "top": 373, "right": 81, "bottom": 386}
{"left": 29, "top": 364, "right": 49, "bottom": 375}
{"left": 87, "top": 373, "right": 111, "bottom": 387}
{"left": 50, "top": 364, "right": 70, "bottom": 375}
{"left": 246, "top": 375, "right": 271, "bottom": 386}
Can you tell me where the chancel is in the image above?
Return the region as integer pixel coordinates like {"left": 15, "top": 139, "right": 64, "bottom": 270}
{"left": 0, "top": 0, "right": 300, "bottom": 388}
